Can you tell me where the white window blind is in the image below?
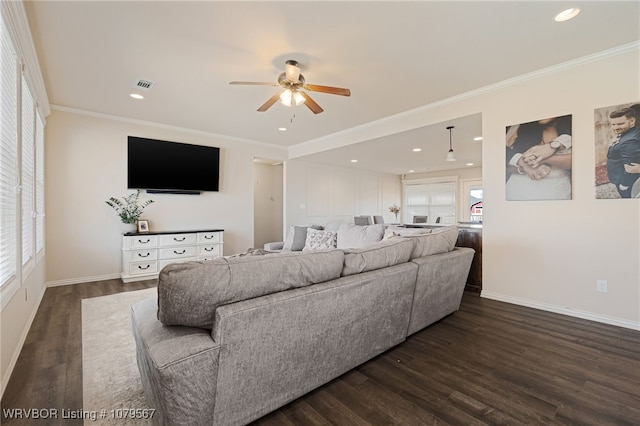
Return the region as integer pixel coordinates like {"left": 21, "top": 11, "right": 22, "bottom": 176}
{"left": 21, "top": 75, "right": 35, "bottom": 266}
{"left": 0, "top": 20, "right": 18, "bottom": 288}
{"left": 404, "top": 180, "right": 457, "bottom": 225}
{"left": 35, "top": 111, "right": 44, "bottom": 254}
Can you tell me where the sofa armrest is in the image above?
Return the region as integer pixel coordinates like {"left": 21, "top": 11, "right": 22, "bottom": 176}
{"left": 263, "top": 241, "right": 284, "bottom": 251}
{"left": 131, "top": 297, "right": 221, "bottom": 426}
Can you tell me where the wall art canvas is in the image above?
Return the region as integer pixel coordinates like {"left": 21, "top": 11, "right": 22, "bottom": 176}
{"left": 505, "top": 115, "right": 572, "bottom": 201}
{"left": 594, "top": 102, "right": 640, "bottom": 199}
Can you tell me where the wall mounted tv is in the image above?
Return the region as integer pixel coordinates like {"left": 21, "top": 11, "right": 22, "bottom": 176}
{"left": 128, "top": 136, "right": 220, "bottom": 194}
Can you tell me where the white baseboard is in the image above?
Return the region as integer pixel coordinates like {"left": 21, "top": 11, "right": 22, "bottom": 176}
{"left": 46, "top": 273, "right": 122, "bottom": 287}
{"left": 481, "top": 291, "right": 640, "bottom": 331}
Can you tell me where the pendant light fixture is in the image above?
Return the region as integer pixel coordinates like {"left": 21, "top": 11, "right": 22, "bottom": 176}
{"left": 446, "top": 125, "right": 456, "bottom": 162}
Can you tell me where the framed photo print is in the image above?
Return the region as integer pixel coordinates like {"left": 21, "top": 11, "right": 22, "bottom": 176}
{"left": 137, "top": 219, "right": 149, "bottom": 233}
{"left": 594, "top": 102, "right": 640, "bottom": 199}
{"left": 505, "top": 114, "right": 573, "bottom": 201}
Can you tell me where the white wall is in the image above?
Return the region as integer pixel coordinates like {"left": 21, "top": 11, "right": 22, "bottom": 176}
{"left": 284, "top": 159, "right": 401, "bottom": 235}
{"left": 253, "top": 162, "right": 283, "bottom": 249}
{"left": 45, "top": 109, "right": 287, "bottom": 284}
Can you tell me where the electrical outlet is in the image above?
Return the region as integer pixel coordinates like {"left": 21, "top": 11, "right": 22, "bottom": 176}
{"left": 597, "top": 280, "right": 608, "bottom": 293}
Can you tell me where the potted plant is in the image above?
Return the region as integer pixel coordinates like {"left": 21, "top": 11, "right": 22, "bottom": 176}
{"left": 389, "top": 204, "right": 400, "bottom": 222}
{"left": 106, "top": 190, "right": 154, "bottom": 231}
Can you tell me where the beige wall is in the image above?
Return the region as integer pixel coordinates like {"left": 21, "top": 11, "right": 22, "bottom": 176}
{"left": 480, "top": 49, "right": 639, "bottom": 328}
{"left": 44, "top": 109, "right": 287, "bottom": 284}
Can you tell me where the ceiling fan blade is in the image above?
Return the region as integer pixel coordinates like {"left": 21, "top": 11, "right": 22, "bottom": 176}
{"left": 229, "top": 81, "right": 279, "bottom": 86}
{"left": 304, "top": 84, "right": 351, "bottom": 97}
{"left": 285, "top": 60, "right": 301, "bottom": 82}
{"left": 257, "top": 91, "right": 282, "bottom": 112}
{"left": 300, "top": 92, "right": 324, "bottom": 114}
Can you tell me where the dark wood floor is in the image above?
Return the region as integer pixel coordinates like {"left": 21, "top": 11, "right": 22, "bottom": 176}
{"left": 2, "top": 281, "right": 640, "bottom": 425}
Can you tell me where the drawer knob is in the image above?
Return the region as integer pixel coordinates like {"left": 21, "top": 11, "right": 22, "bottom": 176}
{"left": 174, "top": 237, "right": 186, "bottom": 242}
{"left": 138, "top": 264, "right": 151, "bottom": 270}
{"left": 204, "top": 235, "right": 214, "bottom": 240}
{"left": 138, "top": 239, "right": 151, "bottom": 244}
{"left": 174, "top": 249, "right": 186, "bottom": 255}
{"left": 204, "top": 247, "right": 214, "bottom": 252}
{"left": 138, "top": 252, "right": 150, "bottom": 258}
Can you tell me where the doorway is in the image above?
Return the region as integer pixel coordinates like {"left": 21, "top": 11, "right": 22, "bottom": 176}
{"left": 253, "top": 158, "right": 283, "bottom": 249}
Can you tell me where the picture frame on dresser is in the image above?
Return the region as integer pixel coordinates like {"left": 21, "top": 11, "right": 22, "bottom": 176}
{"left": 137, "top": 220, "right": 149, "bottom": 233}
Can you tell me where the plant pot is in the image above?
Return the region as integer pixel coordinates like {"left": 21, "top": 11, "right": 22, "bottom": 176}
{"left": 121, "top": 222, "right": 137, "bottom": 234}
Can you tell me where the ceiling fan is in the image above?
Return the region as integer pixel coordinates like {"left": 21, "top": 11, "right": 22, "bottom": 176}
{"left": 229, "top": 60, "right": 350, "bottom": 114}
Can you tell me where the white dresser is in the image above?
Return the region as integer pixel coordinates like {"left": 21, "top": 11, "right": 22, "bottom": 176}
{"left": 121, "top": 229, "right": 224, "bottom": 282}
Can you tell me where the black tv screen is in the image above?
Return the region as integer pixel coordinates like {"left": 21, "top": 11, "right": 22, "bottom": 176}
{"left": 128, "top": 136, "right": 220, "bottom": 193}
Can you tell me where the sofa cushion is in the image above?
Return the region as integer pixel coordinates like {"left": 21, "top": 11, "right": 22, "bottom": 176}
{"left": 405, "top": 225, "right": 459, "bottom": 259}
{"left": 157, "top": 250, "right": 345, "bottom": 328}
{"left": 341, "top": 238, "right": 414, "bottom": 276}
{"left": 336, "top": 223, "right": 385, "bottom": 249}
{"left": 303, "top": 229, "right": 338, "bottom": 251}
{"left": 282, "top": 225, "right": 323, "bottom": 251}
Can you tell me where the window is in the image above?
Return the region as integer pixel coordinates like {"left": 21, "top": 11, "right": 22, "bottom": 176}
{"left": 35, "top": 111, "right": 44, "bottom": 254}
{"left": 0, "top": 14, "right": 46, "bottom": 304}
{"left": 403, "top": 178, "right": 457, "bottom": 225}
{"left": 0, "top": 19, "right": 18, "bottom": 290}
{"left": 22, "top": 75, "right": 35, "bottom": 267}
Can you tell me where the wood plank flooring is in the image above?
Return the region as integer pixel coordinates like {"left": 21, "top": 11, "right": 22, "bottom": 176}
{"left": 2, "top": 281, "right": 639, "bottom": 425}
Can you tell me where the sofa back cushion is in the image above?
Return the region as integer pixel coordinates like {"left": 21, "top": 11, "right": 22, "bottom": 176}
{"left": 336, "top": 223, "right": 385, "bottom": 249}
{"left": 157, "top": 250, "right": 345, "bottom": 328}
{"left": 405, "top": 225, "right": 459, "bottom": 259}
{"left": 341, "top": 238, "right": 414, "bottom": 276}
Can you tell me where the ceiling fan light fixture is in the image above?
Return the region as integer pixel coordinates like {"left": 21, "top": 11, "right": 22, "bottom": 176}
{"left": 446, "top": 126, "right": 457, "bottom": 162}
{"left": 280, "top": 89, "right": 306, "bottom": 106}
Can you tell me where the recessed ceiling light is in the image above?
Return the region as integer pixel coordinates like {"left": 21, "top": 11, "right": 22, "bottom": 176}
{"left": 351, "top": 159, "right": 358, "bottom": 163}
{"left": 555, "top": 7, "right": 581, "bottom": 22}
{"left": 473, "top": 136, "right": 483, "bottom": 141}
{"left": 412, "top": 148, "right": 422, "bottom": 152}
{"left": 408, "top": 169, "right": 415, "bottom": 173}
{"left": 466, "top": 163, "right": 474, "bottom": 166}
{"left": 278, "top": 127, "right": 287, "bottom": 131}
{"left": 129, "top": 93, "right": 144, "bottom": 100}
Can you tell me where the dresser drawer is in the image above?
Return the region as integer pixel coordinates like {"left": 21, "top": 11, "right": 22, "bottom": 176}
{"left": 159, "top": 233, "right": 197, "bottom": 247}
{"left": 124, "top": 248, "right": 158, "bottom": 262}
{"left": 159, "top": 246, "right": 198, "bottom": 260}
{"left": 198, "top": 244, "right": 222, "bottom": 258}
{"left": 125, "top": 235, "right": 158, "bottom": 249}
{"left": 198, "top": 232, "right": 222, "bottom": 244}
{"left": 128, "top": 260, "right": 158, "bottom": 276}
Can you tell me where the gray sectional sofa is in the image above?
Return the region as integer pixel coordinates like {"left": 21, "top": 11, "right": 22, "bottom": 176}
{"left": 130, "top": 226, "right": 474, "bottom": 426}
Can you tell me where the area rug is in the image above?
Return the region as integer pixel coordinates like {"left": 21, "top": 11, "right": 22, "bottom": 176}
{"left": 82, "top": 288, "right": 156, "bottom": 426}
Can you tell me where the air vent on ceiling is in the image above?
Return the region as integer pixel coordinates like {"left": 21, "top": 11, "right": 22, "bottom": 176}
{"left": 134, "top": 78, "right": 156, "bottom": 92}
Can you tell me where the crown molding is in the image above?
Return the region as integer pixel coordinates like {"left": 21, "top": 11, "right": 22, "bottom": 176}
{"left": 289, "top": 41, "right": 640, "bottom": 160}
{"left": 49, "top": 104, "right": 288, "bottom": 153}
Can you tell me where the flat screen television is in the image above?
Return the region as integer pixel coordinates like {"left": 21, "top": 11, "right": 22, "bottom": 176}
{"left": 128, "top": 136, "right": 220, "bottom": 194}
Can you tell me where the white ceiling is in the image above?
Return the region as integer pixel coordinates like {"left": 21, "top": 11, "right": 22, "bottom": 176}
{"left": 25, "top": 1, "right": 640, "bottom": 175}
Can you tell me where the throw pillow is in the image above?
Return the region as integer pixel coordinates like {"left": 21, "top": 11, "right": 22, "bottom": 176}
{"left": 336, "top": 223, "right": 385, "bottom": 249}
{"left": 303, "top": 228, "right": 338, "bottom": 251}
